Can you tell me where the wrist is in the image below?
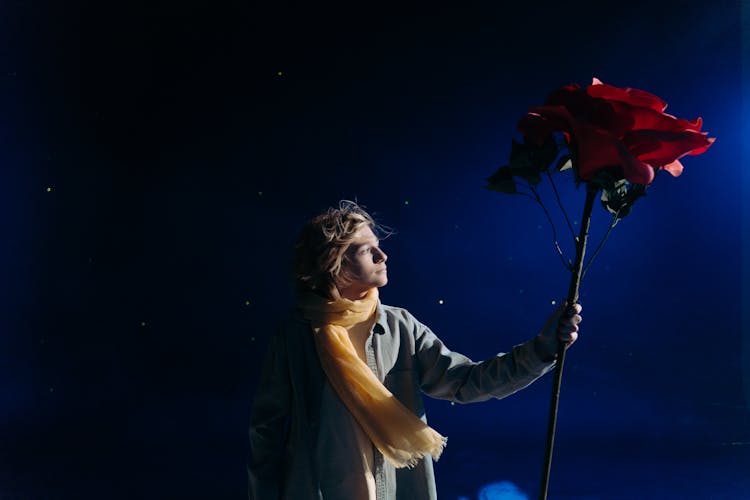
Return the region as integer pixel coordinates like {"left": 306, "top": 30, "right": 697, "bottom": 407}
{"left": 534, "top": 335, "right": 558, "bottom": 362}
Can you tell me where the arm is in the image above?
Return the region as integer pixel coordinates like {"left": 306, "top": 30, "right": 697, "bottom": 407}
{"left": 415, "top": 302, "right": 581, "bottom": 403}
{"left": 415, "top": 320, "right": 554, "bottom": 403}
{"left": 248, "top": 328, "right": 291, "bottom": 500}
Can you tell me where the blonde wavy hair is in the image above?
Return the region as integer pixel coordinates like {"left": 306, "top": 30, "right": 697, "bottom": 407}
{"left": 294, "top": 200, "right": 391, "bottom": 299}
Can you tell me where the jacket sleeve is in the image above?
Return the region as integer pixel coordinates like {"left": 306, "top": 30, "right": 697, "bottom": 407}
{"left": 413, "top": 317, "right": 555, "bottom": 403}
{"left": 248, "top": 327, "right": 291, "bottom": 500}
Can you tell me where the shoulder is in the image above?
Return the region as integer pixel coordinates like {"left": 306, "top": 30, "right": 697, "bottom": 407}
{"left": 378, "top": 303, "right": 420, "bottom": 323}
{"left": 379, "top": 303, "right": 412, "bottom": 319}
{"left": 376, "top": 303, "right": 429, "bottom": 338}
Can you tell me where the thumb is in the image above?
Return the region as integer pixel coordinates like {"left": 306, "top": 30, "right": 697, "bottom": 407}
{"left": 555, "top": 299, "right": 569, "bottom": 319}
{"left": 542, "top": 300, "right": 566, "bottom": 332}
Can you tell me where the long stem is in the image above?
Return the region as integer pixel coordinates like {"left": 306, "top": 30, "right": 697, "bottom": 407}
{"left": 539, "top": 183, "right": 598, "bottom": 500}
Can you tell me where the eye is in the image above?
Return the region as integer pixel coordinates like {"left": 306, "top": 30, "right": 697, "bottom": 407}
{"left": 356, "top": 242, "right": 381, "bottom": 256}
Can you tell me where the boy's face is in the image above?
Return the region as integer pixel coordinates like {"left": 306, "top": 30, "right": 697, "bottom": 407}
{"left": 338, "top": 225, "right": 388, "bottom": 299}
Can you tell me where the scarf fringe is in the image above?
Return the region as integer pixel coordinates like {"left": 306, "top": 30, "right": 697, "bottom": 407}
{"left": 391, "top": 436, "right": 448, "bottom": 470}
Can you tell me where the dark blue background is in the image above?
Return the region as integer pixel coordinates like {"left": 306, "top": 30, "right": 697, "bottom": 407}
{"left": 3, "top": 1, "right": 748, "bottom": 498}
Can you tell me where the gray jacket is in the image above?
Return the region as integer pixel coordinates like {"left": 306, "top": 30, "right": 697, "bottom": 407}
{"left": 248, "top": 302, "right": 555, "bottom": 500}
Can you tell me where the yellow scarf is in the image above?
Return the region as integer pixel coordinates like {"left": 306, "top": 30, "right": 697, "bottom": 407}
{"left": 298, "top": 288, "right": 447, "bottom": 468}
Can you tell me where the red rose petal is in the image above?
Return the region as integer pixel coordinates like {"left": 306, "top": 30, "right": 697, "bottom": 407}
{"left": 545, "top": 84, "right": 582, "bottom": 108}
{"left": 565, "top": 120, "right": 629, "bottom": 180}
{"left": 616, "top": 105, "right": 705, "bottom": 133}
{"left": 521, "top": 105, "right": 576, "bottom": 137}
{"left": 587, "top": 80, "right": 668, "bottom": 112}
{"left": 686, "top": 136, "right": 715, "bottom": 156}
{"left": 517, "top": 79, "right": 713, "bottom": 185}
{"left": 613, "top": 140, "right": 655, "bottom": 184}
{"left": 661, "top": 159, "right": 684, "bottom": 177}
{"left": 625, "top": 130, "right": 715, "bottom": 166}
{"left": 517, "top": 112, "right": 557, "bottom": 146}
{"left": 587, "top": 99, "right": 634, "bottom": 138}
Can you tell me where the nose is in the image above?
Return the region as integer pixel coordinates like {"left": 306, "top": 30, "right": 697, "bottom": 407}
{"left": 373, "top": 247, "right": 387, "bottom": 263}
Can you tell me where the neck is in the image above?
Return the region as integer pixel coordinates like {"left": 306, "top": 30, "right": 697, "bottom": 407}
{"left": 338, "top": 286, "right": 376, "bottom": 301}
{"left": 340, "top": 288, "right": 368, "bottom": 301}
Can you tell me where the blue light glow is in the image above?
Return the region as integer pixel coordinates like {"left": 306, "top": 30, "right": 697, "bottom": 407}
{"left": 477, "top": 481, "right": 528, "bottom": 500}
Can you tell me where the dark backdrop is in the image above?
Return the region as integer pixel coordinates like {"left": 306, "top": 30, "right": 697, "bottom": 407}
{"left": 3, "top": 1, "right": 749, "bottom": 499}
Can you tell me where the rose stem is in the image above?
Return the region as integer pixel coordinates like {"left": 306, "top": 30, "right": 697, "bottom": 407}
{"left": 539, "top": 182, "right": 598, "bottom": 500}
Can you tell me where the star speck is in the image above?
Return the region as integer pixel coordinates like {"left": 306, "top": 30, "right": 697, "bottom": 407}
{"left": 277, "top": 71, "right": 283, "bottom": 77}
{"left": 140, "top": 321, "right": 146, "bottom": 327}
{"left": 245, "top": 300, "right": 251, "bottom": 306}
{"left": 551, "top": 300, "right": 557, "bottom": 305}
{"left": 438, "top": 299, "right": 444, "bottom": 305}
{"left": 46, "top": 186, "right": 52, "bottom": 192}
{"left": 404, "top": 200, "right": 410, "bottom": 205}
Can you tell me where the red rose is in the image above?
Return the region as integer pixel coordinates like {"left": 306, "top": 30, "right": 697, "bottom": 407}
{"left": 517, "top": 78, "right": 715, "bottom": 185}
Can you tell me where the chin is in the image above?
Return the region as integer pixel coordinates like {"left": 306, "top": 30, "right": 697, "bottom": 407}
{"left": 369, "top": 272, "right": 387, "bottom": 288}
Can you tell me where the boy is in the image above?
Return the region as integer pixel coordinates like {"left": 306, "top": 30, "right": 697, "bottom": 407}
{"left": 248, "top": 201, "right": 581, "bottom": 500}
